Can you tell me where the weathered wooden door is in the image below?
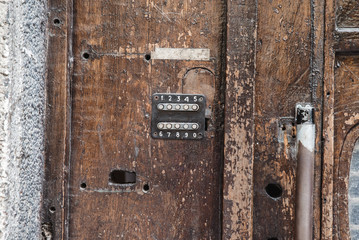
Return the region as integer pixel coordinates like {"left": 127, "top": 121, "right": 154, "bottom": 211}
{"left": 42, "top": 0, "right": 359, "bottom": 239}
{"left": 45, "top": 0, "right": 226, "bottom": 239}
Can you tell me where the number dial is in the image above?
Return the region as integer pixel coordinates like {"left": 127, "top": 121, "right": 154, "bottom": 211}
{"left": 151, "top": 93, "right": 206, "bottom": 140}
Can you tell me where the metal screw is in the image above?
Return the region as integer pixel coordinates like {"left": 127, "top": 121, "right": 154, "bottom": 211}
{"left": 183, "top": 124, "right": 189, "bottom": 129}
{"left": 175, "top": 105, "right": 181, "bottom": 110}
{"left": 157, "top": 104, "right": 164, "bottom": 110}
{"left": 175, "top": 124, "right": 180, "bottom": 129}
{"left": 192, "top": 105, "right": 198, "bottom": 110}
{"left": 192, "top": 124, "right": 198, "bottom": 129}
{"left": 167, "top": 104, "right": 172, "bottom": 110}
{"left": 183, "top": 105, "right": 189, "bottom": 110}
{"left": 166, "top": 124, "right": 172, "bottom": 129}
{"left": 157, "top": 123, "right": 164, "bottom": 129}
{"left": 199, "top": 97, "right": 203, "bottom": 102}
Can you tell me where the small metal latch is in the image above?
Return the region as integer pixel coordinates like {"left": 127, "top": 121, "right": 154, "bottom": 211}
{"left": 151, "top": 93, "right": 206, "bottom": 140}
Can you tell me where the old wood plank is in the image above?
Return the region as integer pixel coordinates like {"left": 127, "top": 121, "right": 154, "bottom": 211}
{"left": 337, "top": 0, "right": 359, "bottom": 28}
{"left": 320, "top": 1, "right": 359, "bottom": 240}
{"left": 253, "top": 0, "right": 312, "bottom": 239}
{"left": 253, "top": 0, "right": 312, "bottom": 238}
{"left": 322, "top": 0, "right": 335, "bottom": 239}
{"left": 42, "top": 0, "right": 72, "bottom": 239}
{"left": 334, "top": 31, "right": 359, "bottom": 52}
{"left": 312, "top": 0, "right": 325, "bottom": 238}
{"left": 222, "top": 0, "right": 256, "bottom": 239}
{"left": 67, "top": 0, "right": 225, "bottom": 239}
{"left": 333, "top": 56, "right": 359, "bottom": 239}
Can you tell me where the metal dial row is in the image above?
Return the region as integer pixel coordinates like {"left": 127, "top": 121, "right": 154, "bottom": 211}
{"left": 157, "top": 122, "right": 199, "bottom": 130}
{"left": 157, "top": 103, "right": 199, "bottom": 111}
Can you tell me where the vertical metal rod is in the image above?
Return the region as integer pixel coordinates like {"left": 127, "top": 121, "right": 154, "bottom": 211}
{"left": 295, "top": 103, "right": 315, "bottom": 240}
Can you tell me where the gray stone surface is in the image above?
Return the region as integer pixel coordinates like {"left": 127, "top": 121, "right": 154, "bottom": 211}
{"left": 349, "top": 140, "right": 359, "bottom": 239}
{"left": 351, "top": 143, "right": 359, "bottom": 172}
{"left": 349, "top": 176, "right": 359, "bottom": 198}
{"left": 350, "top": 204, "right": 359, "bottom": 225}
{"left": 0, "top": 0, "right": 46, "bottom": 239}
{"left": 351, "top": 229, "right": 359, "bottom": 240}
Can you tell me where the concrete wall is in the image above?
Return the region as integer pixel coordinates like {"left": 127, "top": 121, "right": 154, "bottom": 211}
{"left": 0, "top": 0, "right": 46, "bottom": 239}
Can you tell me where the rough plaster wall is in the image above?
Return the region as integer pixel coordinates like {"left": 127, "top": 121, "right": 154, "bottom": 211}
{"left": 0, "top": 0, "right": 46, "bottom": 239}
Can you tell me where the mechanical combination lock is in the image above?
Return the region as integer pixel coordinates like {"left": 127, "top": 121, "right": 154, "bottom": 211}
{"left": 151, "top": 93, "right": 206, "bottom": 140}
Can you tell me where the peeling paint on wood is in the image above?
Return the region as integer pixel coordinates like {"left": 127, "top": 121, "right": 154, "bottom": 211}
{"left": 223, "top": 0, "right": 255, "bottom": 239}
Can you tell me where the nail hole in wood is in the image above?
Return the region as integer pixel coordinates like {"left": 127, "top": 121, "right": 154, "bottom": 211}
{"left": 144, "top": 53, "right": 151, "bottom": 61}
{"left": 143, "top": 183, "right": 150, "bottom": 193}
{"left": 265, "top": 183, "right": 282, "bottom": 199}
{"left": 53, "top": 18, "right": 61, "bottom": 25}
{"left": 82, "top": 52, "right": 90, "bottom": 59}
{"left": 49, "top": 206, "right": 56, "bottom": 213}
{"left": 80, "top": 182, "right": 87, "bottom": 189}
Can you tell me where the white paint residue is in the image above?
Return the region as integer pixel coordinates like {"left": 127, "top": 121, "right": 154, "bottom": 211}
{"left": 297, "top": 124, "right": 315, "bottom": 152}
{"left": 151, "top": 48, "right": 210, "bottom": 61}
{"left": 345, "top": 113, "right": 359, "bottom": 125}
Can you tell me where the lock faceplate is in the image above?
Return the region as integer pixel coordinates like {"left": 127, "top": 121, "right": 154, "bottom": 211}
{"left": 151, "top": 93, "right": 206, "bottom": 140}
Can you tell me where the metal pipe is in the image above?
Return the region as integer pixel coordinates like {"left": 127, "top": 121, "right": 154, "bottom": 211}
{"left": 295, "top": 103, "right": 315, "bottom": 240}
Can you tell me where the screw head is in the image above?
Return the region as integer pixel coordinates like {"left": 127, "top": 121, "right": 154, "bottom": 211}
{"left": 167, "top": 104, "right": 172, "bottom": 110}
{"left": 157, "top": 104, "right": 164, "bottom": 110}
{"left": 157, "top": 123, "right": 164, "bottom": 129}
{"left": 192, "top": 105, "right": 198, "bottom": 110}
{"left": 166, "top": 124, "right": 172, "bottom": 129}
{"left": 175, "top": 105, "right": 181, "bottom": 110}
{"left": 183, "top": 105, "right": 189, "bottom": 110}
{"left": 183, "top": 124, "right": 189, "bottom": 129}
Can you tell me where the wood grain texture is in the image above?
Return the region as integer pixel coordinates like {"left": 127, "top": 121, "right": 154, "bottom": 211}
{"left": 337, "top": 0, "right": 359, "bottom": 28}
{"left": 322, "top": 0, "right": 359, "bottom": 239}
{"left": 322, "top": 0, "right": 336, "bottom": 238}
{"left": 312, "top": 0, "right": 325, "bottom": 239}
{"left": 334, "top": 31, "right": 359, "bottom": 52}
{"left": 253, "top": 0, "right": 311, "bottom": 239}
{"left": 42, "top": 0, "right": 338, "bottom": 238}
{"left": 67, "top": 0, "right": 225, "bottom": 239}
{"left": 42, "top": 0, "right": 72, "bottom": 239}
{"left": 223, "top": 0, "right": 256, "bottom": 239}
{"left": 332, "top": 56, "right": 359, "bottom": 239}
